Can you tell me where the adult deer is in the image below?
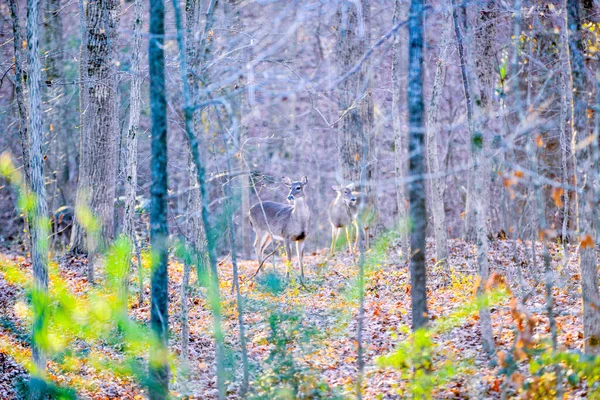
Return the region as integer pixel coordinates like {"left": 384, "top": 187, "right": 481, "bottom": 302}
{"left": 249, "top": 176, "right": 310, "bottom": 280}
{"left": 329, "top": 184, "right": 355, "bottom": 255}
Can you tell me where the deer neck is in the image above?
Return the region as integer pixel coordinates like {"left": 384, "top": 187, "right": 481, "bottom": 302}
{"left": 293, "top": 197, "right": 310, "bottom": 220}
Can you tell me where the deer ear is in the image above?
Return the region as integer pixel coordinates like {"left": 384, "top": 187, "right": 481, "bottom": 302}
{"left": 331, "top": 185, "right": 340, "bottom": 191}
{"left": 282, "top": 176, "right": 292, "bottom": 187}
{"left": 347, "top": 183, "right": 355, "bottom": 190}
{"left": 301, "top": 176, "right": 308, "bottom": 185}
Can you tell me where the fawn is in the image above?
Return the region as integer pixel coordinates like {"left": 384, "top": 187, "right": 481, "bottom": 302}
{"left": 249, "top": 176, "right": 310, "bottom": 280}
{"left": 329, "top": 184, "right": 356, "bottom": 255}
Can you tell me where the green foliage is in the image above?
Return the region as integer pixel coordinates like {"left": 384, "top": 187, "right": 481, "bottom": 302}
{"left": 256, "top": 270, "right": 288, "bottom": 296}
{"left": 249, "top": 312, "right": 342, "bottom": 399}
{"left": 378, "top": 328, "right": 457, "bottom": 399}
{"left": 378, "top": 284, "right": 510, "bottom": 399}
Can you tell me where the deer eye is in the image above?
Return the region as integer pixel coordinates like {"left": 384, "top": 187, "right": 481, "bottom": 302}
{"left": 296, "top": 187, "right": 301, "bottom": 191}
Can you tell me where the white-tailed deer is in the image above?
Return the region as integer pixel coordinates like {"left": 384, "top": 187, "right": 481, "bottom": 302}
{"left": 348, "top": 187, "right": 376, "bottom": 252}
{"left": 249, "top": 176, "right": 310, "bottom": 279}
{"left": 329, "top": 184, "right": 356, "bottom": 255}
{"left": 50, "top": 206, "right": 74, "bottom": 252}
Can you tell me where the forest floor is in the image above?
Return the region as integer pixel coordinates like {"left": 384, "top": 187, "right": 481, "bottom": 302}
{"left": 0, "top": 237, "right": 593, "bottom": 399}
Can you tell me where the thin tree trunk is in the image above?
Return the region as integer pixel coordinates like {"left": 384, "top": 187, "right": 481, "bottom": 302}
{"left": 8, "top": 0, "right": 30, "bottom": 188}
{"left": 473, "top": 0, "right": 497, "bottom": 357}
{"left": 425, "top": 4, "right": 450, "bottom": 265}
{"left": 451, "top": 0, "right": 476, "bottom": 241}
{"left": 71, "top": 0, "right": 120, "bottom": 273}
{"left": 44, "top": 0, "right": 68, "bottom": 210}
{"left": 567, "top": 0, "right": 600, "bottom": 355}
{"left": 148, "top": 0, "right": 170, "bottom": 396}
{"left": 560, "top": 15, "right": 572, "bottom": 253}
{"left": 408, "top": 0, "right": 428, "bottom": 331}
{"left": 123, "top": 0, "right": 143, "bottom": 240}
{"left": 179, "top": 0, "right": 197, "bottom": 391}
{"left": 335, "top": 0, "right": 370, "bottom": 186}
{"left": 392, "top": 0, "right": 409, "bottom": 258}
{"left": 171, "top": 0, "right": 225, "bottom": 397}
{"left": 26, "top": 0, "right": 50, "bottom": 396}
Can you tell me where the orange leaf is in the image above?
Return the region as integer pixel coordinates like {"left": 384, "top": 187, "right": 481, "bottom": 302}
{"left": 551, "top": 187, "right": 564, "bottom": 208}
{"left": 581, "top": 234, "right": 595, "bottom": 249}
{"left": 536, "top": 133, "right": 544, "bottom": 147}
{"left": 514, "top": 170, "right": 524, "bottom": 178}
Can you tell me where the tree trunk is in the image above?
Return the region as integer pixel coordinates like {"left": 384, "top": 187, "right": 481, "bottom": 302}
{"left": 71, "top": 0, "right": 120, "bottom": 267}
{"left": 335, "top": 0, "right": 372, "bottom": 187}
{"left": 392, "top": 0, "right": 409, "bottom": 258}
{"left": 408, "top": 0, "right": 428, "bottom": 331}
{"left": 425, "top": 3, "right": 450, "bottom": 265}
{"left": 8, "top": 0, "right": 30, "bottom": 188}
{"left": 451, "top": 0, "right": 476, "bottom": 241}
{"left": 123, "top": 0, "right": 143, "bottom": 240}
{"left": 179, "top": 0, "right": 197, "bottom": 390}
{"left": 26, "top": 0, "right": 50, "bottom": 396}
{"left": 567, "top": 0, "right": 600, "bottom": 355}
{"left": 44, "top": 0, "right": 69, "bottom": 210}
{"left": 148, "top": 0, "right": 170, "bottom": 396}
{"left": 171, "top": 0, "right": 225, "bottom": 396}
{"left": 471, "top": 0, "right": 497, "bottom": 356}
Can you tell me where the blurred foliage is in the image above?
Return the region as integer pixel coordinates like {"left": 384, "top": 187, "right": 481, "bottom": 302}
{"left": 249, "top": 312, "right": 342, "bottom": 399}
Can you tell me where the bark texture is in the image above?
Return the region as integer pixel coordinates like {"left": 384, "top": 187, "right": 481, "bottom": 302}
{"left": 71, "top": 0, "right": 120, "bottom": 258}
{"left": 149, "top": 0, "right": 170, "bottom": 396}
{"left": 9, "top": 0, "right": 31, "bottom": 189}
{"left": 392, "top": 0, "right": 410, "bottom": 257}
{"left": 335, "top": 0, "right": 372, "bottom": 187}
{"left": 425, "top": 3, "right": 450, "bottom": 265}
{"left": 123, "top": 0, "right": 143, "bottom": 240}
{"left": 567, "top": 0, "right": 600, "bottom": 355}
{"left": 471, "top": 0, "right": 497, "bottom": 356}
{"left": 44, "top": 0, "right": 69, "bottom": 209}
{"left": 408, "top": 0, "right": 428, "bottom": 331}
{"left": 27, "top": 0, "right": 50, "bottom": 395}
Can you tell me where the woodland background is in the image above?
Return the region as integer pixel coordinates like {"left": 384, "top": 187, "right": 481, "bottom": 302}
{"left": 1, "top": 0, "right": 600, "bottom": 398}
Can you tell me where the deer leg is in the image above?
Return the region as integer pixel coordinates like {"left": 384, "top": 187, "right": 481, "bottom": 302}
{"left": 354, "top": 221, "right": 360, "bottom": 254}
{"left": 345, "top": 226, "right": 352, "bottom": 254}
{"left": 284, "top": 240, "right": 293, "bottom": 278}
{"left": 330, "top": 226, "right": 336, "bottom": 256}
{"left": 254, "top": 232, "right": 270, "bottom": 267}
{"left": 297, "top": 240, "right": 305, "bottom": 280}
{"left": 331, "top": 226, "right": 341, "bottom": 256}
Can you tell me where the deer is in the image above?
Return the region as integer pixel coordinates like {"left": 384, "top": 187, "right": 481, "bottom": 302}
{"left": 329, "top": 184, "right": 356, "bottom": 255}
{"left": 50, "top": 206, "right": 74, "bottom": 252}
{"left": 249, "top": 176, "right": 310, "bottom": 280}
{"left": 347, "top": 185, "right": 376, "bottom": 253}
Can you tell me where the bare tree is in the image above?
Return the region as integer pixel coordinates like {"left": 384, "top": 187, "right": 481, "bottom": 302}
{"left": 44, "top": 0, "right": 69, "bottom": 210}
{"left": 392, "top": 0, "right": 409, "bottom": 257}
{"left": 71, "top": 0, "right": 121, "bottom": 276}
{"left": 123, "top": 0, "right": 144, "bottom": 242}
{"left": 26, "top": 0, "right": 50, "bottom": 396}
{"left": 335, "top": 0, "right": 372, "bottom": 187}
{"left": 567, "top": 0, "right": 600, "bottom": 355}
{"left": 425, "top": 2, "right": 450, "bottom": 265}
{"left": 471, "top": 0, "right": 497, "bottom": 357}
{"left": 8, "top": 0, "right": 30, "bottom": 188}
{"left": 148, "top": 0, "right": 170, "bottom": 396}
{"left": 408, "top": 0, "right": 428, "bottom": 331}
